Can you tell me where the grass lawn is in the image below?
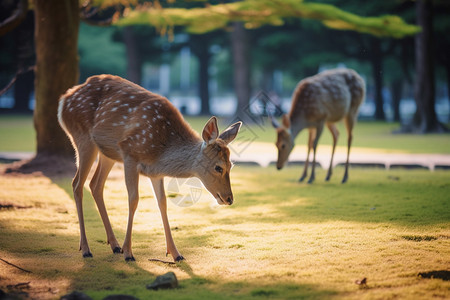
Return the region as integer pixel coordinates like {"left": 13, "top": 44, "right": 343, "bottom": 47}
{"left": 0, "top": 164, "right": 449, "bottom": 299}
{"left": 0, "top": 114, "right": 449, "bottom": 154}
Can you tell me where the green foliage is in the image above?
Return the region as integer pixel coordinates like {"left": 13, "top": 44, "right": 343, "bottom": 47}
{"left": 78, "top": 23, "right": 127, "bottom": 81}
{"left": 113, "top": 0, "right": 420, "bottom": 38}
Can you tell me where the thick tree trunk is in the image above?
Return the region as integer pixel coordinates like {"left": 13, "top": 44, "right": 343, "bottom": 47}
{"left": 231, "top": 22, "right": 251, "bottom": 121}
{"left": 34, "top": 0, "right": 79, "bottom": 157}
{"left": 413, "top": 0, "right": 444, "bottom": 132}
{"left": 123, "top": 26, "right": 141, "bottom": 84}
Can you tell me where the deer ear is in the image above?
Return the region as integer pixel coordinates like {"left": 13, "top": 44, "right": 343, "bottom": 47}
{"left": 202, "top": 116, "right": 219, "bottom": 144}
{"left": 219, "top": 121, "right": 242, "bottom": 145}
{"left": 282, "top": 114, "right": 290, "bottom": 128}
{"left": 270, "top": 115, "right": 280, "bottom": 128}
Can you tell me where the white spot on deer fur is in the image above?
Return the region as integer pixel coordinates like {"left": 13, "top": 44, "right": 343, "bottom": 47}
{"left": 171, "top": 132, "right": 175, "bottom": 135}
{"left": 112, "top": 122, "right": 118, "bottom": 126}
{"left": 111, "top": 107, "right": 118, "bottom": 112}
{"left": 87, "top": 84, "right": 91, "bottom": 87}
{"left": 157, "top": 115, "right": 162, "bottom": 119}
{"left": 142, "top": 115, "right": 147, "bottom": 119}
{"left": 115, "top": 100, "right": 121, "bottom": 104}
{"left": 123, "top": 115, "right": 128, "bottom": 119}
{"left": 128, "top": 108, "right": 133, "bottom": 113}
{"left": 96, "top": 87, "right": 101, "bottom": 91}
{"left": 135, "top": 123, "right": 140, "bottom": 127}
{"left": 152, "top": 117, "right": 156, "bottom": 122}
{"left": 149, "top": 133, "right": 153, "bottom": 138}
{"left": 141, "top": 129, "right": 146, "bottom": 135}
{"left": 166, "top": 121, "right": 171, "bottom": 126}
{"left": 130, "top": 95, "right": 135, "bottom": 99}
{"left": 155, "top": 109, "right": 159, "bottom": 114}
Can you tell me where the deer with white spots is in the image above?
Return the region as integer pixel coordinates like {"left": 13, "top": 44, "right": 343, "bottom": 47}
{"left": 271, "top": 68, "right": 365, "bottom": 184}
{"left": 58, "top": 74, "right": 242, "bottom": 262}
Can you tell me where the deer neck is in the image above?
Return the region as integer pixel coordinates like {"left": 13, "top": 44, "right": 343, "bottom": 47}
{"left": 289, "top": 115, "right": 305, "bottom": 142}
{"left": 138, "top": 137, "right": 204, "bottom": 178}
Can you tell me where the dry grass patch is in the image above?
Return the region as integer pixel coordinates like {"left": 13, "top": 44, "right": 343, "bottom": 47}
{"left": 0, "top": 164, "right": 449, "bottom": 299}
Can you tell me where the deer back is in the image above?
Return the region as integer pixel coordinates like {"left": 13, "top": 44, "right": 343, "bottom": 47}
{"left": 58, "top": 75, "right": 200, "bottom": 164}
{"left": 289, "top": 69, "right": 365, "bottom": 124}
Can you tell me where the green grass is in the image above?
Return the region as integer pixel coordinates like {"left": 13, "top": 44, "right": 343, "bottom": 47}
{"left": 0, "top": 114, "right": 35, "bottom": 152}
{"left": 0, "top": 166, "right": 449, "bottom": 299}
{"left": 1, "top": 115, "right": 448, "bottom": 154}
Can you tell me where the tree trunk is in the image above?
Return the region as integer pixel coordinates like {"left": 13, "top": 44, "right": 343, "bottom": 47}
{"left": 413, "top": 0, "right": 443, "bottom": 132}
{"left": 190, "top": 34, "right": 211, "bottom": 116}
{"left": 391, "top": 78, "right": 402, "bottom": 122}
{"left": 123, "top": 26, "right": 141, "bottom": 84}
{"left": 13, "top": 69, "right": 33, "bottom": 112}
{"left": 370, "top": 38, "right": 385, "bottom": 121}
{"left": 34, "top": 0, "right": 79, "bottom": 157}
{"left": 231, "top": 22, "right": 251, "bottom": 121}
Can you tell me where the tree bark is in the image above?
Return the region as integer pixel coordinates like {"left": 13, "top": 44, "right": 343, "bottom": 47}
{"left": 123, "top": 26, "right": 141, "bottom": 84}
{"left": 231, "top": 22, "right": 251, "bottom": 121}
{"left": 413, "top": 0, "right": 444, "bottom": 132}
{"left": 34, "top": 0, "right": 79, "bottom": 157}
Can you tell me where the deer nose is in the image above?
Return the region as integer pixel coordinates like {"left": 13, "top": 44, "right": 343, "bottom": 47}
{"left": 226, "top": 197, "right": 233, "bottom": 205}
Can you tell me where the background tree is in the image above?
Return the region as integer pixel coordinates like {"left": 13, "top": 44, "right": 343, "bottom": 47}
{"left": 0, "top": 0, "right": 421, "bottom": 173}
{"left": 33, "top": 0, "right": 80, "bottom": 159}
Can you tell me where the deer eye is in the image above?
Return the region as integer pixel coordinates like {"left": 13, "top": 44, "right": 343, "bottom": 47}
{"left": 281, "top": 144, "right": 286, "bottom": 149}
{"left": 215, "top": 165, "right": 223, "bottom": 174}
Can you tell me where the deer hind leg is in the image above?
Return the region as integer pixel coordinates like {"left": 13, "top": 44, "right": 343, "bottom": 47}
{"left": 299, "top": 129, "right": 315, "bottom": 182}
{"left": 308, "top": 123, "right": 324, "bottom": 184}
{"left": 121, "top": 158, "right": 140, "bottom": 261}
{"left": 150, "top": 177, "right": 184, "bottom": 262}
{"left": 342, "top": 115, "right": 355, "bottom": 183}
{"left": 72, "top": 139, "right": 98, "bottom": 258}
{"left": 325, "top": 123, "right": 339, "bottom": 181}
{"left": 89, "top": 153, "right": 121, "bottom": 254}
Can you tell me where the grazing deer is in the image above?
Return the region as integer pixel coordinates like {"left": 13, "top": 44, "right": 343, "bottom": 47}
{"left": 58, "top": 74, "right": 242, "bottom": 262}
{"left": 271, "top": 68, "right": 365, "bottom": 183}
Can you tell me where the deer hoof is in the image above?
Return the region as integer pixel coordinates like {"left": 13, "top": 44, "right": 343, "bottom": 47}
{"left": 82, "top": 252, "right": 93, "bottom": 258}
{"left": 125, "top": 256, "right": 135, "bottom": 262}
{"left": 113, "top": 247, "right": 122, "bottom": 254}
{"left": 175, "top": 255, "right": 185, "bottom": 262}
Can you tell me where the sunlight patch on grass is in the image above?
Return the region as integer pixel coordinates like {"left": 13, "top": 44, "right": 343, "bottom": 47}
{"left": 0, "top": 165, "right": 449, "bottom": 299}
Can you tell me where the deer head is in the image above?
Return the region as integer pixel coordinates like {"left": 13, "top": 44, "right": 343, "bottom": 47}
{"left": 196, "top": 117, "right": 242, "bottom": 205}
{"left": 272, "top": 114, "right": 294, "bottom": 170}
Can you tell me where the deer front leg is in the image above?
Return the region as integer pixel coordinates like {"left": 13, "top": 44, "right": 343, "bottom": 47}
{"left": 308, "top": 124, "right": 324, "bottom": 184}
{"left": 299, "top": 129, "right": 315, "bottom": 182}
{"left": 150, "top": 177, "right": 184, "bottom": 262}
{"left": 121, "top": 158, "right": 140, "bottom": 261}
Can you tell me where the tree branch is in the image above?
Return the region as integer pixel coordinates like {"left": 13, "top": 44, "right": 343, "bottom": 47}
{"left": 0, "top": 257, "right": 32, "bottom": 273}
{"left": 0, "top": 0, "right": 28, "bottom": 36}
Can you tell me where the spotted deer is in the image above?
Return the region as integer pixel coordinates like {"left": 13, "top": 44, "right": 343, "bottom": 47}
{"left": 271, "top": 68, "right": 365, "bottom": 183}
{"left": 58, "top": 74, "right": 242, "bottom": 262}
